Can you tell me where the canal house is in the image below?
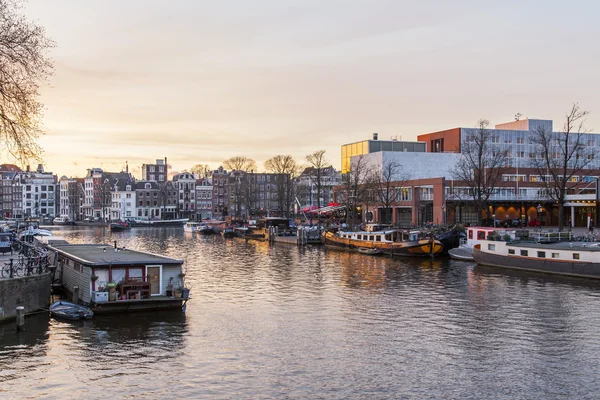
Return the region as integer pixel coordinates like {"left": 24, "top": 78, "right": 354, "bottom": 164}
{"left": 49, "top": 243, "right": 188, "bottom": 313}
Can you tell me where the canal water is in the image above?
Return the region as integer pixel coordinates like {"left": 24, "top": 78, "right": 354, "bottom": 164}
{"left": 2, "top": 226, "right": 600, "bottom": 399}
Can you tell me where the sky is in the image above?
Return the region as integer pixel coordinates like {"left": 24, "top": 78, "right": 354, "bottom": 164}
{"left": 17, "top": 0, "right": 600, "bottom": 178}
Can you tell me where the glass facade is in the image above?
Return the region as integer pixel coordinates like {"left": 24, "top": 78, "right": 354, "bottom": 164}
{"left": 341, "top": 140, "right": 426, "bottom": 173}
{"left": 460, "top": 128, "right": 600, "bottom": 169}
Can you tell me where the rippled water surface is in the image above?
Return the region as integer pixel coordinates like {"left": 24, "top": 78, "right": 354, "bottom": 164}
{"left": 2, "top": 226, "right": 600, "bottom": 399}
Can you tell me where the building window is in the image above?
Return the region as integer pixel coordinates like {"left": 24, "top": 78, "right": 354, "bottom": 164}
{"left": 488, "top": 244, "right": 495, "bottom": 251}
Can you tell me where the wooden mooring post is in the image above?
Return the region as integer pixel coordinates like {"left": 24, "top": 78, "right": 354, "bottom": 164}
{"left": 72, "top": 286, "right": 79, "bottom": 304}
{"left": 16, "top": 306, "right": 25, "bottom": 331}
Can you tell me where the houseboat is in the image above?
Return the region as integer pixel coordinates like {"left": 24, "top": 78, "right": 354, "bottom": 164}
{"left": 203, "top": 220, "right": 227, "bottom": 233}
{"left": 323, "top": 224, "right": 443, "bottom": 257}
{"left": 127, "top": 218, "right": 189, "bottom": 227}
{"left": 449, "top": 227, "right": 516, "bottom": 261}
{"left": 473, "top": 239, "right": 600, "bottom": 279}
{"left": 48, "top": 243, "right": 189, "bottom": 314}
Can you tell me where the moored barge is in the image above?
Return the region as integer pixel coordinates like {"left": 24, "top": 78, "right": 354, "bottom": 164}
{"left": 473, "top": 240, "right": 600, "bottom": 279}
{"left": 323, "top": 224, "right": 443, "bottom": 257}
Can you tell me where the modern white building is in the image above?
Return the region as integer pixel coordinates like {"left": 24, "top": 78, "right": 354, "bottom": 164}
{"left": 357, "top": 151, "right": 461, "bottom": 181}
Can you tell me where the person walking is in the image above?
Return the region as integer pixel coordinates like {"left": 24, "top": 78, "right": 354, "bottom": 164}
{"left": 589, "top": 220, "right": 594, "bottom": 234}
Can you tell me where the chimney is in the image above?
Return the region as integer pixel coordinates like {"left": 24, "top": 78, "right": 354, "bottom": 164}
{"left": 126, "top": 161, "right": 129, "bottom": 174}
{"left": 373, "top": 133, "right": 378, "bottom": 140}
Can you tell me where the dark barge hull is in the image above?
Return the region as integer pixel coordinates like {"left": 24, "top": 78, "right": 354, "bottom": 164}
{"left": 91, "top": 297, "right": 188, "bottom": 314}
{"left": 473, "top": 248, "right": 600, "bottom": 279}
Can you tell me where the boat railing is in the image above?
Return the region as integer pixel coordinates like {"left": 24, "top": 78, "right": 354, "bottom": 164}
{"left": 529, "top": 231, "right": 574, "bottom": 243}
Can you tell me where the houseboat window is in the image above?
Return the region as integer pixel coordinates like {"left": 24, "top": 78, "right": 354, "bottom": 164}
{"left": 370, "top": 235, "right": 374, "bottom": 241}
{"left": 385, "top": 234, "right": 391, "bottom": 241}
{"left": 477, "top": 231, "right": 485, "bottom": 240}
{"left": 129, "top": 268, "right": 143, "bottom": 279}
{"left": 112, "top": 269, "right": 126, "bottom": 284}
{"left": 488, "top": 244, "right": 495, "bottom": 251}
{"left": 508, "top": 249, "right": 515, "bottom": 255}
{"left": 376, "top": 236, "right": 381, "bottom": 242}
{"left": 469, "top": 230, "right": 473, "bottom": 239}
{"left": 573, "top": 253, "right": 580, "bottom": 260}
{"left": 552, "top": 253, "right": 560, "bottom": 259}
{"left": 520, "top": 250, "right": 528, "bottom": 256}
{"left": 537, "top": 251, "right": 546, "bottom": 258}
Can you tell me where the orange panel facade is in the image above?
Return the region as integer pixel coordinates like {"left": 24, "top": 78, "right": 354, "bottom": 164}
{"left": 417, "top": 128, "right": 461, "bottom": 153}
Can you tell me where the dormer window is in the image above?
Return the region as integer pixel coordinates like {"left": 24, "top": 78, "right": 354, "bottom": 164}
{"left": 126, "top": 185, "right": 131, "bottom": 191}
{"left": 145, "top": 183, "right": 151, "bottom": 189}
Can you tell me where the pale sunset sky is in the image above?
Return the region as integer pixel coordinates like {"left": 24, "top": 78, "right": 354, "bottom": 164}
{"left": 20, "top": 0, "right": 600, "bottom": 177}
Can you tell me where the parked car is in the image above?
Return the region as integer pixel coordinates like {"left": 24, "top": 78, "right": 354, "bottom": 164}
{"left": 0, "top": 232, "right": 13, "bottom": 254}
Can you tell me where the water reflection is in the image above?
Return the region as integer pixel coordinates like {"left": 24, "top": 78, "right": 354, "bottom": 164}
{"left": 2, "top": 226, "right": 600, "bottom": 399}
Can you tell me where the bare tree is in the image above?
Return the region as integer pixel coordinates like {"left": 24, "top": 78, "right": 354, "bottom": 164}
{"left": 451, "top": 119, "right": 509, "bottom": 225}
{"left": 0, "top": 0, "right": 54, "bottom": 165}
{"left": 337, "top": 155, "right": 371, "bottom": 228}
{"left": 371, "top": 159, "right": 410, "bottom": 224}
{"left": 223, "top": 156, "right": 256, "bottom": 173}
{"left": 264, "top": 155, "right": 299, "bottom": 217}
{"left": 305, "top": 150, "right": 330, "bottom": 210}
{"left": 190, "top": 164, "right": 210, "bottom": 178}
{"left": 530, "top": 103, "right": 592, "bottom": 231}
{"left": 223, "top": 156, "right": 256, "bottom": 220}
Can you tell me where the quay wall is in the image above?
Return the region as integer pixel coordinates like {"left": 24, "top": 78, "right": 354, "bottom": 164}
{"left": 0, "top": 273, "right": 52, "bottom": 324}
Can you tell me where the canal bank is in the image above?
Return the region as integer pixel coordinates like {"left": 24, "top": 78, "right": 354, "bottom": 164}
{"left": 0, "top": 270, "right": 52, "bottom": 324}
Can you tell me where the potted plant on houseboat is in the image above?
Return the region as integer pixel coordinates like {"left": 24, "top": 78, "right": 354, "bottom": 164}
{"left": 174, "top": 285, "right": 183, "bottom": 299}
{"left": 91, "top": 275, "right": 99, "bottom": 283}
{"left": 106, "top": 281, "right": 117, "bottom": 301}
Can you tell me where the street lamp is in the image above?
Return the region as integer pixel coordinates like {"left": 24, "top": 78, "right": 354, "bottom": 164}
{"left": 537, "top": 204, "right": 543, "bottom": 227}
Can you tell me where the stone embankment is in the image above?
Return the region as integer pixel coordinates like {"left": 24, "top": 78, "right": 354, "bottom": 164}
{"left": 0, "top": 254, "right": 52, "bottom": 324}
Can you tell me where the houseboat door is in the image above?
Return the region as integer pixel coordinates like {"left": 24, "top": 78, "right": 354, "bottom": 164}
{"left": 146, "top": 265, "right": 162, "bottom": 296}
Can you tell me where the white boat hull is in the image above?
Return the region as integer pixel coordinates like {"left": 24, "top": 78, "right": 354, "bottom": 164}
{"left": 448, "top": 246, "right": 474, "bottom": 261}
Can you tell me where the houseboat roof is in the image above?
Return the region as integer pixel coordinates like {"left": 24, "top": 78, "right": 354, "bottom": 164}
{"left": 506, "top": 241, "right": 600, "bottom": 252}
{"left": 50, "top": 244, "right": 184, "bottom": 266}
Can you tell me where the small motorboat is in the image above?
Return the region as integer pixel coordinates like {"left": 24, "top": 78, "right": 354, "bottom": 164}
{"left": 110, "top": 221, "right": 131, "bottom": 232}
{"left": 50, "top": 301, "right": 94, "bottom": 320}
{"left": 448, "top": 246, "right": 474, "bottom": 261}
{"left": 357, "top": 247, "right": 383, "bottom": 256}
{"left": 222, "top": 227, "right": 235, "bottom": 238}
{"left": 198, "top": 225, "right": 215, "bottom": 235}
